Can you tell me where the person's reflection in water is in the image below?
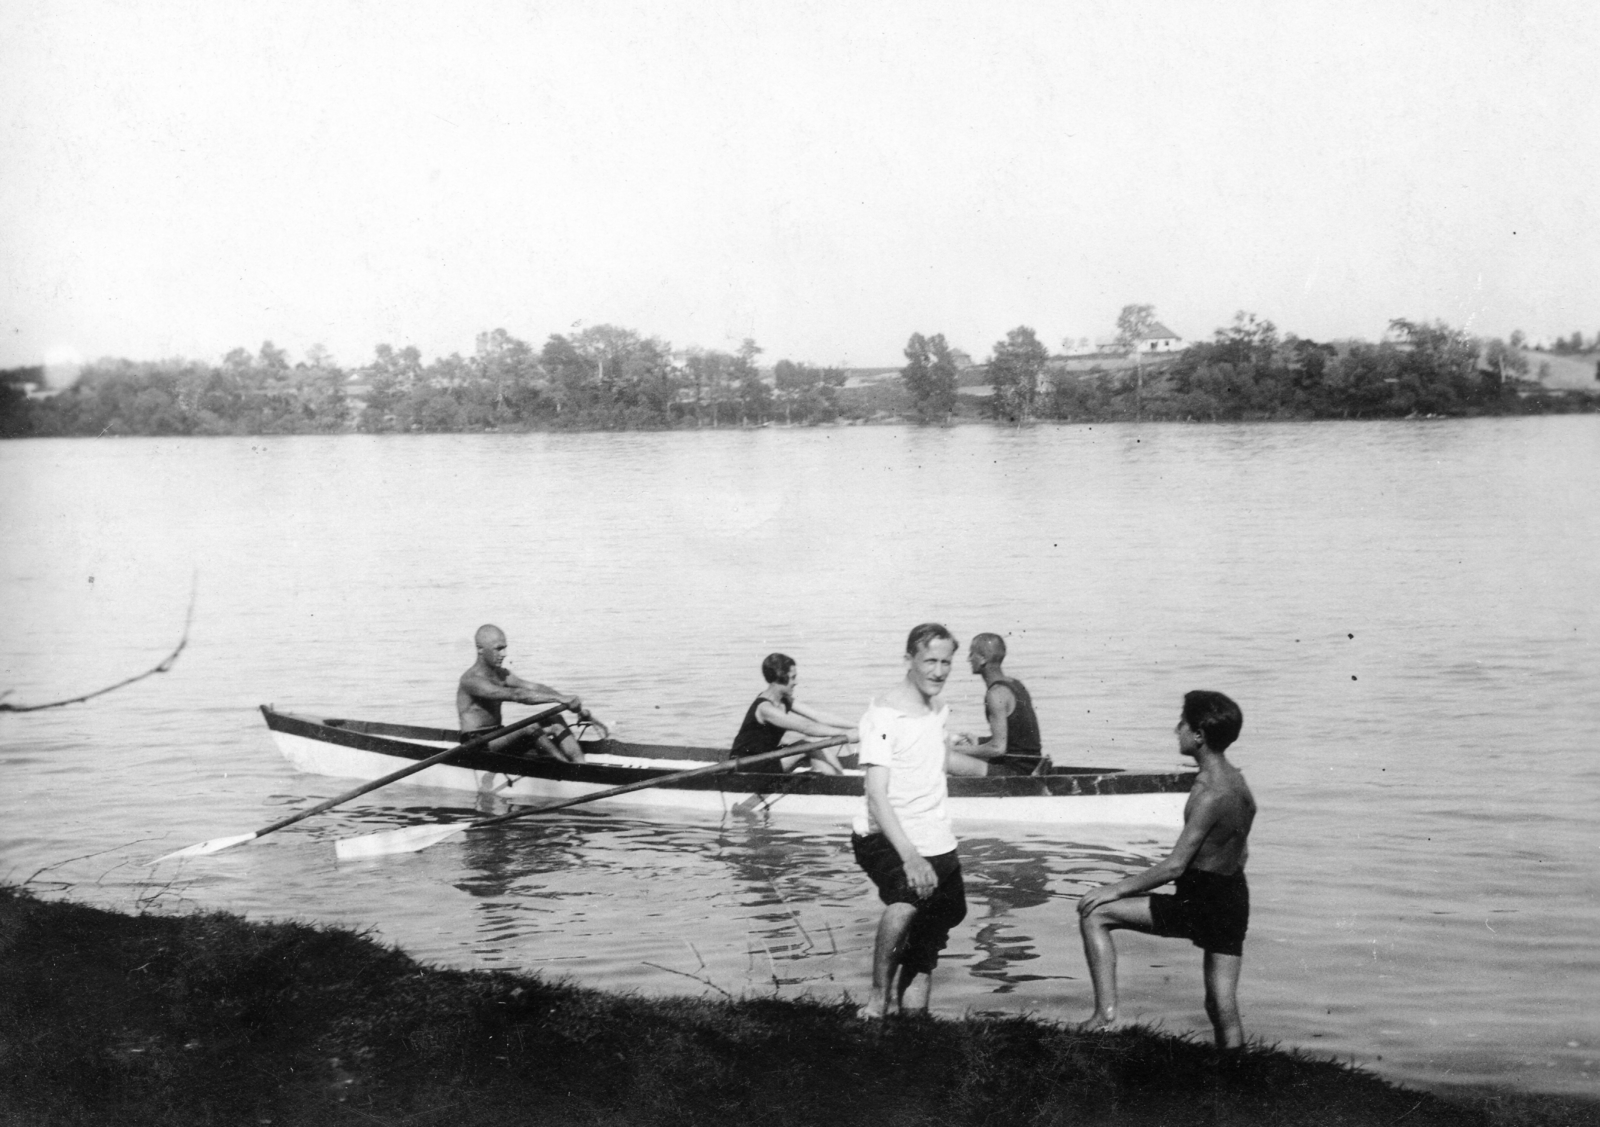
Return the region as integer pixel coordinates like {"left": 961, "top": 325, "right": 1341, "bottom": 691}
{"left": 447, "top": 813, "right": 603, "bottom": 967}
{"left": 436, "top": 809, "right": 859, "bottom": 993}
{"left": 958, "top": 836, "right": 1057, "bottom": 993}
{"left": 959, "top": 838, "right": 1163, "bottom": 996}
{"left": 456, "top": 815, "right": 595, "bottom": 898}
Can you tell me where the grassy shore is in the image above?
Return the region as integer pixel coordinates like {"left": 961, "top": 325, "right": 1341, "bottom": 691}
{"left": 1, "top": 885, "right": 1592, "bottom": 1127}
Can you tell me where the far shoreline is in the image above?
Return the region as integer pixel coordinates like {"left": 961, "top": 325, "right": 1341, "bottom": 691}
{"left": 3, "top": 401, "right": 1598, "bottom": 442}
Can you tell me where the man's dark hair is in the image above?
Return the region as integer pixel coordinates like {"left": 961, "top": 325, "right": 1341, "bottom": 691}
{"left": 1182, "top": 690, "right": 1243, "bottom": 752}
{"left": 904, "top": 622, "right": 958, "bottom": 658}
{"left": 761, "top": 653, "right": 796, "bottom": 685}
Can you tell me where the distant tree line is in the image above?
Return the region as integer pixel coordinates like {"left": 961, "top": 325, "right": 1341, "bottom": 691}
{"left": 899, "top": 312, "right": 1598, "bottom": 423}
{"left": 1546, "top": 331, "right": 1598, "bottom": 354}
{"left": 0, "top": 327, "right": 849, "bottom": 437}
{"left": 4, "top": 311, "right": 1596, "bottom": 439}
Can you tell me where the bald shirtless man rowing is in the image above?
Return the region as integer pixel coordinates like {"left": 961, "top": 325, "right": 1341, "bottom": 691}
{"left": 458, "top": 624, "right": 592, "bottom": 762}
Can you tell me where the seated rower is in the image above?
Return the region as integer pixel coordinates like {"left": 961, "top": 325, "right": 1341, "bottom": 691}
{"left": 457, "top": 623, "right": 592, "bottom": 763}
{"left": 947, "top": 633, "right": 1045, "bottom": 777}
{"left": 729, "top": 653, "right": 858, "bottom": 774}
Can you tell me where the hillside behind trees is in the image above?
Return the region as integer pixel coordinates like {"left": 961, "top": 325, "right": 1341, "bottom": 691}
{"left": 902, "top": 314, "right": 1598, "bottom": 424}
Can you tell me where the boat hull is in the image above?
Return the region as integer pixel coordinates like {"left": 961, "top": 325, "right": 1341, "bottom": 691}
{"left": 262, "top": 706, "right": 1195, "bottom": 828}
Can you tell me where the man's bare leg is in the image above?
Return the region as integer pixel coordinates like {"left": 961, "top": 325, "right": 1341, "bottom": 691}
{"left": 484, "top": 730, "right": 539, "bottom": 756}
{"left": 1202, "top": 951, "right": 1244, "bottom": 1049}
{"left": 862, "top": 902, "right": 917, "bottom": 1019}
{"left": 554, "top": 728, "right": 586, "bottom": 763}
{"left": 944, "top": 749, "right": 989, "bottom": 777}
{"left": 1077, "top": 896, "right": 1155, "bottom": 1031}
{"left": 530, "top": 726, "right": 586, "bottom": 763}
{"left": 895, "top": 964, "right": 932, "bottom": 1013}
{"left": 805, "top": 751, "right": 844, "bottom": 776}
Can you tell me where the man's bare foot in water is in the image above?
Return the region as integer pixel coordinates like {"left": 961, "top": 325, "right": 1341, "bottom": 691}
{"left": 1075, "top": 1012, "right": 1131, "bottom": 1034}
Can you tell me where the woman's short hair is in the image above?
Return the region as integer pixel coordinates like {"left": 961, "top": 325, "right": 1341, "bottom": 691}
{"left": 761, "top": 653, "right": 797, "bottom": 685}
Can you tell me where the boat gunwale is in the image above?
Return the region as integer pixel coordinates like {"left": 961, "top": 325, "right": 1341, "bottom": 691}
{"left": 261, "top": 706, "right": 1197, "bottom": 799}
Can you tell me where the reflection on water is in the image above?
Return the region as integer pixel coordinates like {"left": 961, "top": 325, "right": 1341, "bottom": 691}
{"left": 362, "top": 799, "right": 1176, "bottom": 1014}
{"left": 960, "top": 835, "right": 1158, "bottom": 999}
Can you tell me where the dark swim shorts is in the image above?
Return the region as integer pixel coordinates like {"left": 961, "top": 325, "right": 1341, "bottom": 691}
{"left": 1148, "top": 868, "right": 1249, "bottom": 958}
{"left": 851, "top": 832, "right": 967, "bottom": 974}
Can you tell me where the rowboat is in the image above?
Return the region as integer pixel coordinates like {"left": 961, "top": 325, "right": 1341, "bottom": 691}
{"left": 261, "top": 705, "right": 1196, "bottom": 827}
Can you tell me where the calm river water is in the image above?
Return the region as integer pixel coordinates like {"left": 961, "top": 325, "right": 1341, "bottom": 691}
{"left": 2, "top": 419, "right": 1597, "bottom": 1099}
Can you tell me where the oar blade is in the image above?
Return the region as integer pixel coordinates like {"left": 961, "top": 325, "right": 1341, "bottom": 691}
{"left": 156, "top": 832, "right": 260, "bottom": 862}
{"left": 335, "top": 823, "right": 466, "bottom": 860}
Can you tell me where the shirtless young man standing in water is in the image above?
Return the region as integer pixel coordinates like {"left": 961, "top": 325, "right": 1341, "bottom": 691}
{"left": 1076, "top": 690, "right": 1256, "bottom": 1049}
{"left": 457, "top": 624, "right": 590, "bottom": 762}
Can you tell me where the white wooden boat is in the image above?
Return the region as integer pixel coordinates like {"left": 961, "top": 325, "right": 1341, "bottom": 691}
{"left": 262, "top": 706, "right": 1195, "bottom": 827}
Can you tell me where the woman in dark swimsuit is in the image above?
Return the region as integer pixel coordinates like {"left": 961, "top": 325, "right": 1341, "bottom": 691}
{"left": 728, "top": 653, "right": 857, "bottom": 773}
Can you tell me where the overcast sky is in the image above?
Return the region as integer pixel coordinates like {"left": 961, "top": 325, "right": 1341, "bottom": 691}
{"left": 4, "top": 1, "right": 1597, "bottom": 373}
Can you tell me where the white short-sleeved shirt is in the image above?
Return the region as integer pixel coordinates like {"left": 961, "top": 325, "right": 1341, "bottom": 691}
{"left": 851, "top": 698, "right": 957, "bottom": 857}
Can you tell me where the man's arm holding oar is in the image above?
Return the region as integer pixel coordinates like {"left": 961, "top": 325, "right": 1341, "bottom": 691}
{"left": 158, "top": 702, "right": 570, "bottom": 861}
{"left": 335, "top": 734, "right": 850, "bottom": 860}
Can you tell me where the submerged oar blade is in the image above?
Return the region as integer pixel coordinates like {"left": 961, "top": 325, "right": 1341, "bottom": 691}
{"left": 156, "top": 832, "right": 259, "bottom": 862}
{"left": 335, "top": 823, "right": 466, "bottom": 860}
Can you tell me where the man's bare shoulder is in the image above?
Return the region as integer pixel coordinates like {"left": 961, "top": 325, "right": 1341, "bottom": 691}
{"left": 1188, "top": 770, "right": 1249, "bottom": 811}
{"left": 459, "top": 663, "right": 504, "bottom": 689}
{"left": 1189, "top": 766, "right": 1254, "bottom": 824}
{"left": 1218, "top": 763, "right": 1255, "bottom": 810}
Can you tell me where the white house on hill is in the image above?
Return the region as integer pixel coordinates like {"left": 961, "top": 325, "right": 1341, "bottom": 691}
{"left": 1093, "top": 324, "right": 1184, "bottom": 354}
{"left": 1137, "top": 322, "right": 1183, "bottom": 352}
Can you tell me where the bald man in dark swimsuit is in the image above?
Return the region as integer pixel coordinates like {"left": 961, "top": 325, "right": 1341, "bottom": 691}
{"left": 457, "top": 623, "right": 589, "bottom": 762}
{"left": 947, "top": 633, "right": 1044, "bottom": 777}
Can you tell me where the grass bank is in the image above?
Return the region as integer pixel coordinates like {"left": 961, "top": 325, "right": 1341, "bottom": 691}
{"left": 1, "top": 885, "right": 1591, "bottom": 1126}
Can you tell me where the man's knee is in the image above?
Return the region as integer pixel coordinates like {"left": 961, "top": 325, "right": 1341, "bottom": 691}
{"left": 881, "top": 901, "right": 918, "bottom": 929}
{"left": 945, "top": 750, "right": 988, "bottom": 777}
{"left": 1083, "top": 897, "right": 1154, "bottom": 936}
{"left": 1079, "top": 902, "right": 1117, "bottom": 933}
{"left": 876, "top": 901, "right": 918, "bottom": 945}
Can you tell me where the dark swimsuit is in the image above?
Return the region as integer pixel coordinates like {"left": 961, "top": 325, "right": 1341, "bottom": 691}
{"left": 729, "top": 694, "right": 792, "bottom": 773}
{"left": 850, "top": 832, "right": 966, "bottom": 973}
{"left": 986, "top": 675, "right": 1045, "bottom": 775}
{"left": 1148, "top": 868, "right": 1250, "bottom": 957}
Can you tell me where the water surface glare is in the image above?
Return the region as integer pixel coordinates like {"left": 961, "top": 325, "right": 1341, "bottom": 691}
{"left": 1, "top": 420, "right": 1597, "bottom": 1098}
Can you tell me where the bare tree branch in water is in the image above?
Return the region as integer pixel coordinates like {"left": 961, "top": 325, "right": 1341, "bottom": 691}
{"left": 23, "top": 840, "right": 159, "bottom": 888}
{"left": 641, "top": 961, "right": 735, "bottom": 1000}
{"left": 0, "top": 576, "right": 196, "bottom": 713}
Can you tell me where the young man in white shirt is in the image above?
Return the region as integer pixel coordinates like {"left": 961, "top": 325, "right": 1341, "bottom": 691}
{"left": 851, "top": 623, "right": 966, "bottom": 1018}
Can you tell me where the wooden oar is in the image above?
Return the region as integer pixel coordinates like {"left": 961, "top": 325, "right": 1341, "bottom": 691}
{"left": 158, "top": 702, "right": 571, "bottom": 861}
{"left": 334, "top": 734, "right": 850, "bottom": 860}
